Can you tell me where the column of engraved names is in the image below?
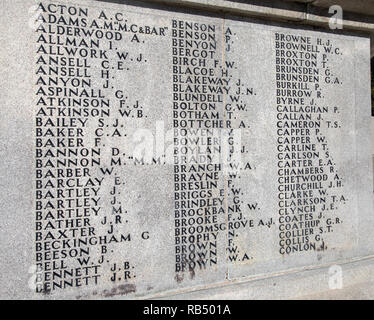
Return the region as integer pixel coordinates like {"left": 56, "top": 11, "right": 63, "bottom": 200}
{"left": 34, "top": 3, "right": 105, "bottom": 293}
{"left": 172, "top": 20, "right": 226, "bottom": 278}
{"left": 32, "top": 2, "right": 162, "bottom": 293}
{"left": 275, "top": 32, "right": 345, "bottom": 256}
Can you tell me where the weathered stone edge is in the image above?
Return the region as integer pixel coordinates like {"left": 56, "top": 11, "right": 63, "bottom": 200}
{"left": 137, "top": 0, "right": 374, "bottom": 32}
{"left": 140, "top": 254, "right": 374, "bottom": 300}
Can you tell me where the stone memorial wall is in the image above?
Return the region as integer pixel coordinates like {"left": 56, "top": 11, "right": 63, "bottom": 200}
{"left": 0, "top": 0, "right": 373, "bottom": 299}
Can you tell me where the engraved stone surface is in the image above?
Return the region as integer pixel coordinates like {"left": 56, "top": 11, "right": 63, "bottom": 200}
{"left": 0, "top": 0, "right": 373, "bottom": 299}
